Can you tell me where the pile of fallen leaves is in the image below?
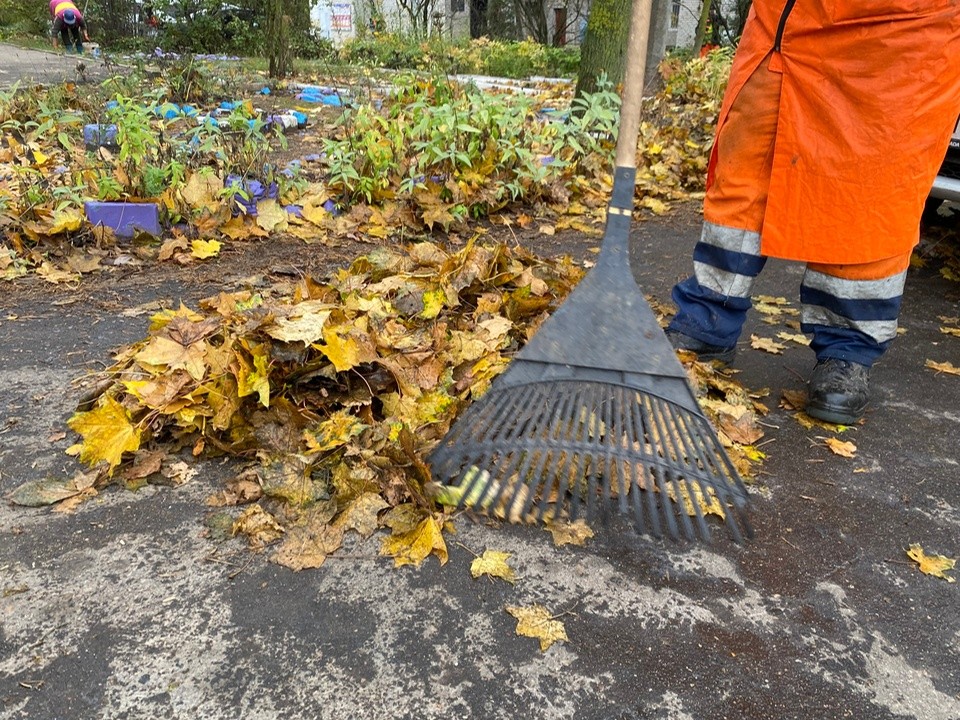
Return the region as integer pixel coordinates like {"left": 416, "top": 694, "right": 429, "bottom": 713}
{"left": 12, "top": 241, "right": 767, "bottom": 570}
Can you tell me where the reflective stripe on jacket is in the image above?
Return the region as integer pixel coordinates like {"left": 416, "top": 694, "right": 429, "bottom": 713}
{"left": 707, "top": 1, "right": 960, "bottom": 265}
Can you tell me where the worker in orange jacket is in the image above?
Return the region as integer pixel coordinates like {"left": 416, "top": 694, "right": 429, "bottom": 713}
{"left": 666, "top": 2, "right": 960, "bottom": 424}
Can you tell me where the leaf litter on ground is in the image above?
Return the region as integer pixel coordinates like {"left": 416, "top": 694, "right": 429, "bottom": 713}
{"left": 13, "top": 239, "right": 769, "bottom": 569}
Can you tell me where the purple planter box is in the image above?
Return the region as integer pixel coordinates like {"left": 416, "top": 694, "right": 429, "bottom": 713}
{"left": 83, "top": 123, "right": 118, "bottom": 149}
{"left": 85, "top": 202, "right": 162, "bottom": 238}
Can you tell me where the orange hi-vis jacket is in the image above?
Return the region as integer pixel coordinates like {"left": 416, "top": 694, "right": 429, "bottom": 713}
{"left": 707, "top": 1, "right": 960, "bottom": 265}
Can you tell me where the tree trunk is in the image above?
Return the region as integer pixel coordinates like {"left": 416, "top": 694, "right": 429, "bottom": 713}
{"left": 574, "top": 0, "right": 634, "bottom": 99}
{"left": 266, "top": 0, "right": 293, "bottom": 79}
{"left": 693, "top": 0, "right": 711, "bottom": 54}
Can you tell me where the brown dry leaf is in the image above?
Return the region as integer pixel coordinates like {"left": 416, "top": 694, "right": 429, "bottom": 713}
{"left": 232, "top": 504, "right": 285, "bottom": 549}
{"left": 160, "top": 460, "right": 198, "bottom": 486}
{"left": 334, "top": 492, "right": 389, "bottom": 538}
{"left": 273, "top": 509, "right": 346, "bottom": 571}
{"left": 546, "top": 520, "right": 595, "bottom": 547}
{"left": 750, "top": 335, "right": 786, "bottom": 355}
{"left": 51, "top": 487, "right": 99, "bottom": 514}
{"left": 158, "top": 235, "right": 189, "bottom": 261}
{"left": 181, "top": 171, "right": 223, "bottom": 211}
{"left": 906, "top": 544, "right": 956, "bottom": 583}
{"left": 717, "top": 411, "right": 764, "bottom": 445}
{"left": 266, "top": 300, "right": 332, "bottom": 344}
{"left": 120, "top": 449, "right": 167, "bottom": 482}
{"left": 206, "top": 474, "right": 263, "bottom": 507}
{"left": 776, "top": 331, "right": 809, "bottom": 346}
{"left": 36, "top": 262, "right": 79, "bottom": 285}
{"left": 7, "top": 468, "right": 105, "bottom": 507}
{"left": 66, "top": 251, "right": 102, "bottom": 274}
{"left": 134, "top": 336, "right": 208, "bottom": 380}
{"left": 780, "top": 389, "right": 807, "bottom": 411}
{"left": 506, "top": 605, "right": 568, "bottom": 652}
{"left": 470, "top": 550, "right": 516, "bottom": 583}
{"left": 822, "top": 437, "right": 857, "bottom": 458}
{"left": 925, "top": 359, "right": 960, "bottom": 376}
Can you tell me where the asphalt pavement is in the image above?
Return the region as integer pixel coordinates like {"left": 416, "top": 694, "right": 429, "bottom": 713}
{"left": 1, "top": 208, "right": 958, "bottom": 720}
{"left": 0, "top": 43, "right": 113, "bottom": 87}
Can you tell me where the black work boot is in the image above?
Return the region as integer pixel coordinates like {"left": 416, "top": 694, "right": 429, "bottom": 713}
{"left": 806, "top": 359, "right": 870, "bottom": 424}
{"left": 665, "top": 330, "right": 736, "bottom": 366}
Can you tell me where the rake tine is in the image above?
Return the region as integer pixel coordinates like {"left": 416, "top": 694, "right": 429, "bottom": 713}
{"left": 625, "top": 450, "right": 651, "bottom": 537}
{"left": 533, "top": 390, "right": 580, "bottom": 522}
{"left": 482, "top": 387, "right": 545, "bottom": 515}
{"left": 664, "top": 404, "right": 713, "bottom": 542}
{"left": 514, "top": 386, "right": 578, "bottom": 520}
{"left": 634, "top": 394, "right": 667, "bottom": 539}
{"left": 647, "top": 398, "right": 697, "bottom": 541}
{"left": 615, "top": 389, "right": 633, "bottom": 516}
{"left": 585, "top": 385, "right": 607, "bottom": 522}
{"left": 682, "top": 419, "right": 748, "bottom": 542}
{"left": 464, "top": 386, "right": 536, "bottom": 510}
{"left": 596, "top": 386, "right": 619, "bottom": 522}
{"left": 653, "top": 400, "right": 701, "bottom": 541}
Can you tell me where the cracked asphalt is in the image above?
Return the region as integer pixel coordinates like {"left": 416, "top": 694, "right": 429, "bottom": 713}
{"left": 1, "top": 206, "right": 958, "bottom": 719}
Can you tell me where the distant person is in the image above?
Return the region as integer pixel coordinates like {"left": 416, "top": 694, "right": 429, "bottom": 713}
{"left": 49, "top": 1, "right": 90, "bottom": 54}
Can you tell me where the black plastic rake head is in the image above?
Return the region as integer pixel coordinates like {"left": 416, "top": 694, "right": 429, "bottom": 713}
{"left": 429, "top": 0, "right": 752, "bottom": 544}
{"left": 430, "top": 370, "right": 752, "bottom": 543}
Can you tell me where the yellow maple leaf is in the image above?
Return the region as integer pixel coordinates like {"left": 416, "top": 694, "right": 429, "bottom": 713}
{"left": 421, "top": 288, "right": 446, "bottom": 319}
{"left": 266, "top": 301, "right": 332, "bottom": 344}
{"left": 67, "top": 396, "right": 142, "bottom": 474}
{"left": 134, "top": 336, "right": 208, "bottom": 381}
{"left": 380, "top": 514, "right": 449, "bottom": 568}
{"left": 235, "top": 342, "right": 271, "bottom": 407}
{"left": 925, "top": 359, "right": 960, "bottom": 376}
{"left": 776, "top": 331, "right": 809, "bottom": 346}
{"left": 303, "top": 410, "right": 367, "bottom": 453}
{"left": 506, "top": 604, "right": 568, "bottom": 652}
{"left": 181, "top": 171, "right": 223, "bottom": 211}
{"left": 49, "top": 209, "right": 84, "bottom": 235}
{"left": 546, "top": 520, "right": 595, "bottom": 547}
{"left": 191, "top": 239, "right": 222, "bottom": 259}
{"left": 906, "top": 544, "right": 956, "bottom": 583}
{"left": 471, "top": 549, "right": 517, "bottom": 583}
{"left": 320, "top": 326, "right": 360, "bottom": 371}
{"left": 750, "top": 334, "right": 786, "bottom": 355}
{"left": 823, "top": 437, "right": 857, "bottom": 458}
{"left": 256, "top": 199, "right": 289, "bottom": 233}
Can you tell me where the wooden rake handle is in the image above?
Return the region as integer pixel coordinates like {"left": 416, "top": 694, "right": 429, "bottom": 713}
{"left": 614, "top": 0, "right": 655, "bottom": 173}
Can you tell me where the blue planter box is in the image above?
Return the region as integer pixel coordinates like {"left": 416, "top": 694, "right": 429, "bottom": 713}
{"left": 84, "top": 202, "right": 161, "bottom": 238}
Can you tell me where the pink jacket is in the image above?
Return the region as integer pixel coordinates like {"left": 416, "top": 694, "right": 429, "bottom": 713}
{"left": 50, "top": 0, "right": 83, "bottom": 21}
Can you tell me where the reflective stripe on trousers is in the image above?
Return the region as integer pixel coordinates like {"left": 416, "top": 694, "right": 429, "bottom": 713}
{"left": 668, "top": 221, "right": 910, "bottom": 367}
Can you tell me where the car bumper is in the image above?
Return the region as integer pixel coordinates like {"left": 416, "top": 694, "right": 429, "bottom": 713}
{"left": 930, "top": 174, "right": 960, "bottom": 203}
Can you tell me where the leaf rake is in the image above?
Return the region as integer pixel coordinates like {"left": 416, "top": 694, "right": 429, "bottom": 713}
{"left": 429, "top": 0, "right": 752, "bottom": 542}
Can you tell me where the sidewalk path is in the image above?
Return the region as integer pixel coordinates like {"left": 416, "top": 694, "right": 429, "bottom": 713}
{"left": 1, "top": 212, "right": 959, "bottom": 719}
{"left": 0, "top": 42, "right": 111, "bottom": 87}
